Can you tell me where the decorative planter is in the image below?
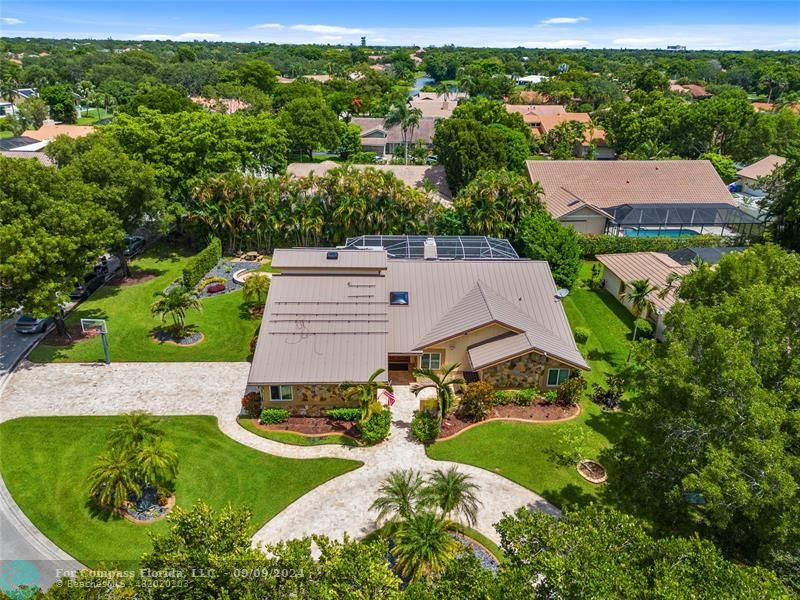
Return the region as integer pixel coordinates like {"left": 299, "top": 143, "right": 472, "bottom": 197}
{"left": 577, "top": 459, "right": 608, "bottom": 484}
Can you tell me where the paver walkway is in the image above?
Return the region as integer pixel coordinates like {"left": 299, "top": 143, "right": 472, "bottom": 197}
{"left": 0, "top": 361, "right": 558, "bottom": 559}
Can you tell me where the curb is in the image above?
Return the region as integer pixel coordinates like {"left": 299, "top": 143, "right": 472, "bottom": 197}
{"left": 436, "top": 403, "right": 582, "bottom": 442}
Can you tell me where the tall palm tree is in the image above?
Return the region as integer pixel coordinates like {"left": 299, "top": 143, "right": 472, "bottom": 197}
{"left": 136, "top": 437, "right": 179, "bottom": 490}
{"left": 420, "top": 467, "right": 481, "bottom": 526}
{"left": 150, "top": 287, "right": 202, "bottom": 337}
{"left": 370, "top": 469, "right": 424, "bottom": 525}
{"left": 88, "top": 448, "right": 139, "bottom": 509}
{"left": 392, "top": 512, "right": 460, "bottom": 581}
{"left": 411, "top": 363, "right": 464, "bottom": 421}
{"left": 657, "top": 256, "right": 707, "bottom": 300}
{"left": 339, "top": 368, "right": 394, "bottom": 423}
{"left": 383, "top": 103, "right": 423, "bottom": 165}
{"left": 623, "top": 278, "right": 657, "bottom": 341}
{"left": 434, "top": 82, "right": 450, "bottom": 102}
{"left": 108, "top": 411, "right": 163, "bottom": 452}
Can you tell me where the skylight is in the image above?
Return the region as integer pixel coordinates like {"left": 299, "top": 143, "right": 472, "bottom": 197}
{"left": 389, "top": 291, "right": 409, "bottom": 306}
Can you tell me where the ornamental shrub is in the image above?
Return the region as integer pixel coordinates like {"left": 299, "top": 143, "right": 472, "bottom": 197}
{"left": 634, "top": 318, "right": 654, "bottom": 339}
{"left": 325, "top": 407, "right": 362, "bottom": 421}
{"left": 410, "top": 410, "right": 440, "bottom": 444}
{"left": 241, "top": 392, "right": 262, "bottom": 418}
{"left": 198, "top": 276, "right": 226, "bottom": 289}
{"left": 259, "top": 408, "right": 290, "bottom": 425}
{"left": 514, "top": 388, "right": 536, "bottom": 406}
{"left": 358, "top": 409, "right": 391, "bottom": 445}
{"left": 556, "top": 374, "right": 586, "bottom": 407}
{"left": 574, "top": 327, "right": 590, "bottom": 345}
{"left": 494, "top": 390, "right": 516, "bottom": 405}
{"left": 459, "top": 381, "right": 495, "bottom": 422}
{"left": 591, "top": 375, "right": 625, "bottom": 410}
{"left": 543, "top": 390, "right": 558, "bottom": 405}
{"left": 182, "top": 237, "right": 222, "bottom": 288}
{"left": 578, "top": 234, "right": 726, "bottom": 259}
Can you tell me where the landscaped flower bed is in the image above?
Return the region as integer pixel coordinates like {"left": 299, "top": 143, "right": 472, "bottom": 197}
{"left": 438, "top": 402, "right": 579, "bottom": 439}
{"left": 247, "top": 416, "right": 360, "bottom": 439}
{"left": 205, "top": 282, "right": 226, "bottom": 294}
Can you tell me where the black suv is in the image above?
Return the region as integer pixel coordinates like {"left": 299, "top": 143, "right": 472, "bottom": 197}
{"left": 69, "top": 272, "right": 105, "bottom": 300}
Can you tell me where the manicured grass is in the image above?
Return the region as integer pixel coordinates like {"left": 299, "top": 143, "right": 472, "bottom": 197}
{"left": 452, "top": 523, "right": 504, "bottom": 561}
{"left": 0, "top": 416, "right": 361, "bottom": 567}
{"left": 0, "top": 129, "right": 13, "bottom": 138}
{"left": 237, "top": 417, "right": 358, "bottom": 447}
{"left": 76, "top": 107, "right": 112, "bottom": 124}
{"left": 29, "top": 244, "right": 260, "bottom": 363}
{"left": 428, "top": 261, "right": 632, "bottom": 509}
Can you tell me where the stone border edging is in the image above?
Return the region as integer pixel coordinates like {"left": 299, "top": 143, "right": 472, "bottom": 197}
{"left": 150, "top": 332, "right": 205, "bottom": 347}
{"left": 435, "top": 403, "right": 582, "bottom": 442}
{"left": 122, "top": 495, "right": 176, "bottom": 525}
{"left": 239, "top": 417, "right": 359, "bottom": 443}
{"left": 455, "top": 531, "right": 501, "bottom": 564}
{"left": 576, "top": 459, "right": 608, "bottom": 484}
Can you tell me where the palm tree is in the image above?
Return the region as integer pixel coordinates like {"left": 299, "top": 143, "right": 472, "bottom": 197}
{"left": 242, "top": 274, "right": 270, "bottom": 307}
{"left": 371, "top": 469, "right": 424, "bottom": 526}
{"left": 434, "top": 82, "right": 450, "bottom": 102}
{"left": 411, "top": 362, "right": 464, "bottom": 421}
{"left": 657, "top": 256, "right": 706, "bottom": 301}
{"left": 339, "top": 368, "right": 394, "bottom": 423}
{"left": 150, "top": 287, "right": 202, "bottom": 337}
{"left": 88, "top": 448, "right": 139, "bottom": 509}
{"left": 392, "top": 512, "right": 460, "bottom": 581}
{"left": 623, "top": 278, "right": 657, "bottom": 341}
{"left": 108, "top": 411, "right": 163, "bottom": 452}
{"left": 420, "top": 467, "right": 481, "bottom": 526}
{"left": 383, "top": 103, "right": 423, "bottom": 165}
{"left": 136, "top": 437, "right": 179, "bottom": 490}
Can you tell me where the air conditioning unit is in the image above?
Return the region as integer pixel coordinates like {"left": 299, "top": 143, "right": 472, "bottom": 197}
{"left": 423, "top": 237, "right": 437, "bottom": 260}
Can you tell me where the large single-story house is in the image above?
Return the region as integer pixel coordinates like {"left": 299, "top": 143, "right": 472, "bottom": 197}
{"left": 596, "top": 247, "right": 743, "bottom": 340}
{"left": 526, "top": 160, "right": 761, "bottom": 236}
{"left": 505, "top": 106, "right": 613, "bottom": 158}
{"left": 248, "top": 236, "right": 589, "bottom": 414}
{"left": 286, "top": 161, "right": 453, "bottom": 205}
{"left": 409, "top": 97, "right": 460, "bottom": 119}
{"left": 351, "top": 117, "right": 437, "bottom": 157}
{"left": 669, "top": 83, "right": 712, "bottom": 99}
{"left": 736, "top": 154, "right": 786, "bottom": 197}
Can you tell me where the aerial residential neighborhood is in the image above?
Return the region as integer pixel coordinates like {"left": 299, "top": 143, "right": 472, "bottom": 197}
{"left": 0, "top": 0, "right": 799, "bottom": 597}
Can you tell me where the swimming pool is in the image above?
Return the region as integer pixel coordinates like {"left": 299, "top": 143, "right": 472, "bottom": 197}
{"left": 623, "top": 228, "right": 700, "bottom": 238}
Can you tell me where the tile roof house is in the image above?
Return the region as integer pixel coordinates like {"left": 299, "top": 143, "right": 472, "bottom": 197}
{"left": 736, "top": 154, "right": 786, "bottom": 197}
{"left": 505, "top": 106, "right": 613, "bottom": 158}
{"left": 526, "top": 160, "right": 758, "bottom": 236}
{"left": 351, "top": 117, "right": 437, "bottom": 157}
{"left": 596, "top": 247, "right": 743, "bottom": 340}
{"left": 22, "top": 123, "right": 95, "bottom": 142}
{"left": 409, "top": 97, "right": 460, "bottom": 119}
{"left": 190, "top": 96, "right": 249, "bottom": 114}
{"left": 669, "top": 83, "right": 712, "bottom": 99}
{"left": 248, "top": 239, "right": 589, "bottom": 413}
{"left": 287, "top": 161, "right": 453, "bottom": 205}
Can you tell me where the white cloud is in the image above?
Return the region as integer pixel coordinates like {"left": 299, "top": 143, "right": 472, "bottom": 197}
{"left": 320, "top": 35, "right": 343, "bottom": 41}
{"left": 252, "top": 23, "right": 284, "bottom": 30}
{"left": 613, "top": 37, "right": 665, "bottom": 45}
{"left": 136, "top": 33, "right": 174, "bottom": 40}
{"left": 523, "top": 39, "right": 589, "bottom": 48}
{"left": 1, "top": 17, "right": 24, "bottom": 25}
{"left": 179, "top": 32, "right": 221, "bottom": 39}
{"left": 291, "top": 24, "right": 367, "bottom": 35}
{"left": 540, "top": 17, "right": 588, "bottom": 25}
{"left": 371, "top": 37, "right": 388, "bottom": 43}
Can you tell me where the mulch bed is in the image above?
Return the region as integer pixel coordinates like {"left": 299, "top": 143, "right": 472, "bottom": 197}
{"left": 577, "top": 459, "right": 608, "bottom": 484}
{"left": 152, "top": 330, "right": 204, "bottom": 346}
{"left": 438, "top": 402, "right": 579, "bottom": 439}
{"left": 42, "top": 325, "right": 95, "bottom": 346}
{"left": 249, "top": 417, "right": 360, "bottom": 438}
{"left": 111, "top": 270, "right": 157, "bottom": 287}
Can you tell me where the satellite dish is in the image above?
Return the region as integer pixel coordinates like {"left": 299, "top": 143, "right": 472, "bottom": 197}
{"left": 555, "top": 288, "right": 570, "bottom": 299}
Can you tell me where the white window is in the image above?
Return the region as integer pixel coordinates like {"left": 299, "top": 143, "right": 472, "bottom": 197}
{"left": 421, "top": 352, "right": 441, "bottom": 370}
{"left": 269, "top": 385, "right": 293, "bottom": 401}
{"left": 547, "top": 368, "right": 571, "bottom": 387}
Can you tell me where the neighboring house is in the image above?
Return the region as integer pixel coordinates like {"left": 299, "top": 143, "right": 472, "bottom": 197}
{"left": 190, "top": 96, "right": 249, "bottom": 114}
{"left": 0, "top": 150, "right": 53, "bottom": 165}
{"left": 286, "top": 161, "right": 453, "bottom": 205}
{"left": 302, "top": 74, "right": 332, "bottom": 83}
{"left": 247, "top": 237, "right": 589, "bottom": 414}
{"left": 516, "top": 74, "right": 548, "bottom": 85}
{"left": 15, "top": 88, "right": 38, "bottom": 101}
{"left": 505, "top": 105, "right": 614, "bottom": 158}
{"left": 751, "top": 102, "right": 775, "bottom": 113}
{"left": 0, "top": 136, "right": 45, "bottom": 151}
{"left": 409, "top": 98, "right": 458, "bottom": 119}
{"left": 669, "top": 83, "right": 712, "bottom": 99}
{"left": 415, "top": 92, "right": 468, "bottom": 102}
{"left": 526, "top": 160, "right": 761, "bottom": 236}
{"left": 596, "top": 247, "right": 743, "bottom": 340}
{"left": 506, "top": 91, "right": 550, "bottom": 104}
{"left": 351, "top": 117, "right": 437, "bottom": 157}
{"left": 277, "top": 76, "right": 296, "bottom": 84}
{"left": 22, "top": 123, "right": 95, "bottom": 142}
{"left": 0, "top": 101, "right": 17, "bottom": 117}
{"left": 736, "top": 154, "right": 786, "bottom": 197}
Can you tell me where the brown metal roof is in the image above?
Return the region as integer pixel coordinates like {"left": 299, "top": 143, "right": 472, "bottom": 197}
{"left": 736, "top": 155, "right": 786, "bottom": 180}
{"left": 272, "top": 248, "right": 387, "bottom": 271}
{"left": 526, "top": 160, "right": 736, "bottom": 219}
{"left": 595, "top": 252, "right": 692, "bottom": 313}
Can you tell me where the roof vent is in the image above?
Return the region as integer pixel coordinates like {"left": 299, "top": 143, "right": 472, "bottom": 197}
{"left": 326, "top": 251, "right": 339, "bottom": 260}
{"left": 423, "top": 237, "right": 437, "bottom": 260}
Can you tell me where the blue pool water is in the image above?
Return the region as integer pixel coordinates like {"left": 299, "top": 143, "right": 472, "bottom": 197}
{"left": 623, "top": 228, "right": 700, "bottom": 238}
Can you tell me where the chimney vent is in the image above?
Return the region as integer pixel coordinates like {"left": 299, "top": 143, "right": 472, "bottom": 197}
{"left": 423, "top": 237, "right": 437, "bottom": 260}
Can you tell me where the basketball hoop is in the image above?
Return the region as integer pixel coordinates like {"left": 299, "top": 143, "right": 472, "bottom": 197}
{"left": 80, "top": 318, "right": 110, "bottom": 364}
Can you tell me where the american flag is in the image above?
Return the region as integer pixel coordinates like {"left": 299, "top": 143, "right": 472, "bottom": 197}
{"left": 383, "top": 389, "right": 396, "bottom": 407}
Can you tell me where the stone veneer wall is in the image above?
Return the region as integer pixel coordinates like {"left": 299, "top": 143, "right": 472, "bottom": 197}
{"left": 261, "top": 384, "right": 356, "bottom": 416}
{"left": 479, "top": 352, "right": 570, "bottom": 390}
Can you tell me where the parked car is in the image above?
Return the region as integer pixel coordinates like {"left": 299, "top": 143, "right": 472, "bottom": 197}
{"left": 425, "top": 155, "right": 438, "bottom": 165}
{"left": 15, "top": 315, "right": 54, "bottom": 334}
{"left": 69, "top": 272, "right": 105, "bottom": 300}
{"left": 93, "top": 253, "right": 121, "bottom": 279}
{"left": 123, "top": 236, "right": 146, "bottom": 257}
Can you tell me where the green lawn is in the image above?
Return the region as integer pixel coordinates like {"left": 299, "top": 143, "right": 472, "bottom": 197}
{"left": 237, "top": 417, "right": 358, "bottom": 447}
{"left": 76, "top": 107, "right": 112, "bottom": 124}
{"left": 0, "top": 416, "right": 361, "bottom": 567}
{"left": 29, "top": 244, "right": 260, "bottom": 363}
{"left": 0, "top": 129, "right": 13, "bottom": 138}
{"left": 427, "top": 262, "right": 633, "bottom": 509}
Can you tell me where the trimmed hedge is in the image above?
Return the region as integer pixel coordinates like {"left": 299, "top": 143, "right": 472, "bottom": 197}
{"left": 578, "top": 234, "right": 727, "bottom": 259}
{"left": 634, "top": 318, "right": 654, "bottom": 339}
{"left": 358, "top": 409, "right": 391, "bottom": 445}
{"left": 494, "top": 388, "right": 537, "bottom": 406}
{"left": 574, "top": 327, "right": 590, "bottom": 345}
{"left": 259, "top": 408, "right": 290, "bottom": 425}
{"left": 182, "top": 237, "right": 222, "bottom": 288}
{"left": 325, "top": 408, "right": 362, "bottom": 421}
{"left": 411, "top": 410, "right": 440, "bottom": 444}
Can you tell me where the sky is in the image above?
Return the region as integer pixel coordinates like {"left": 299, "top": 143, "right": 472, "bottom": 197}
{"left": 1, "top": 1, "right": 798, "bottom": 50}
